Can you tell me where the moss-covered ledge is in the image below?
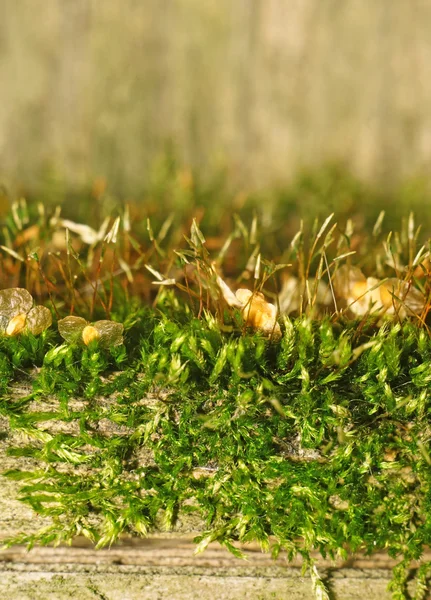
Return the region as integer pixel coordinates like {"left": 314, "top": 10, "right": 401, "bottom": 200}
{"left": 2, "top": 312, "right": 431, "bottom": 598}
{"left": 0, "top": 417, "right": 429, "bottom": 600}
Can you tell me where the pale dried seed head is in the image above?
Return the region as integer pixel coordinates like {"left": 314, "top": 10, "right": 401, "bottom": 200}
{"left": 235, "top": 288, "right": 254, "bottom": 305}
{"left": 236, "top": 289, "right": 281, "bottom": 339}
{"left": 379, "top": 279, "right": 425, "bottom": 317}
{"left": 333, "top": 265, "right": 366, "bottom": 299}
{"left": 413, "top": 256, "right": 430, "bottom": 278}
{"left": 379, "top": 282, "right": 396, "bottom": 309}
{"left": 350, "top": 281, "right": 370, "bottom": 302}
{"left": 6, "top": 313, "right": 27, "bottom": 336}
{"left": 347, "top": 279, "right": 381, "bottom": 316}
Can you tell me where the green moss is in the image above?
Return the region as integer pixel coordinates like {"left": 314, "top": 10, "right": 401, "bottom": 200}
{"left": 2, "top": 165, "right": 431, "bottom": 599}
{"left": 1, "top": 308, "right": 431, "bottom": 598}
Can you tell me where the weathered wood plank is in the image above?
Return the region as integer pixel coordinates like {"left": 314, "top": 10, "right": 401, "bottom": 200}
{"left": 1, "top": 412, "right": 429, "bottom": 599}
{"left": 1, "top": 537, "right": 429, "bottom": 599}
{"left": 1, "top": 380, "right": 429, "bottom": 598}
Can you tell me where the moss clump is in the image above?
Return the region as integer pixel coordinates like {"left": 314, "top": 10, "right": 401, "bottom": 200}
{"left": 1, "top": 305, "right": 431, "bottom": 599}
{"left": 1, "top": 173, "right": 431, "bottom": 598}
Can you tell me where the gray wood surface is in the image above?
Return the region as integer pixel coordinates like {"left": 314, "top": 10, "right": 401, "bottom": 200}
{"left": 1, "top": 537, "right": 423, "bottom": 600}
{"left": 1, "top": 0, "right": 431, "bottom": 194}
{"left": 1, "top": 384, "right": 430, "bottom": 599}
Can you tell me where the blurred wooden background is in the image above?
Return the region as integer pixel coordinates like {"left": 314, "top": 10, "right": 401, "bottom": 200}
{"left": 1, "top": 0, "right": 431, "bottom": 193}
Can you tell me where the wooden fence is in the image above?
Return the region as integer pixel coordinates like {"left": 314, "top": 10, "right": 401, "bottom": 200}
{"left": 1, "top": 0, "right": 431, "bottom": 194}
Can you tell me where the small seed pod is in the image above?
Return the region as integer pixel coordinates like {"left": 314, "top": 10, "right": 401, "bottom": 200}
{"left": 5, "top": 313, "right": 27, "bottom": 336}
{"left": 0, "top": 288, "right": 52, "bottom": 336}
{"left": 58, "top": 316, "right": 124, "bottom": 347}
{"left": 82, "top": 325, "right": 101, "bottom": 346}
